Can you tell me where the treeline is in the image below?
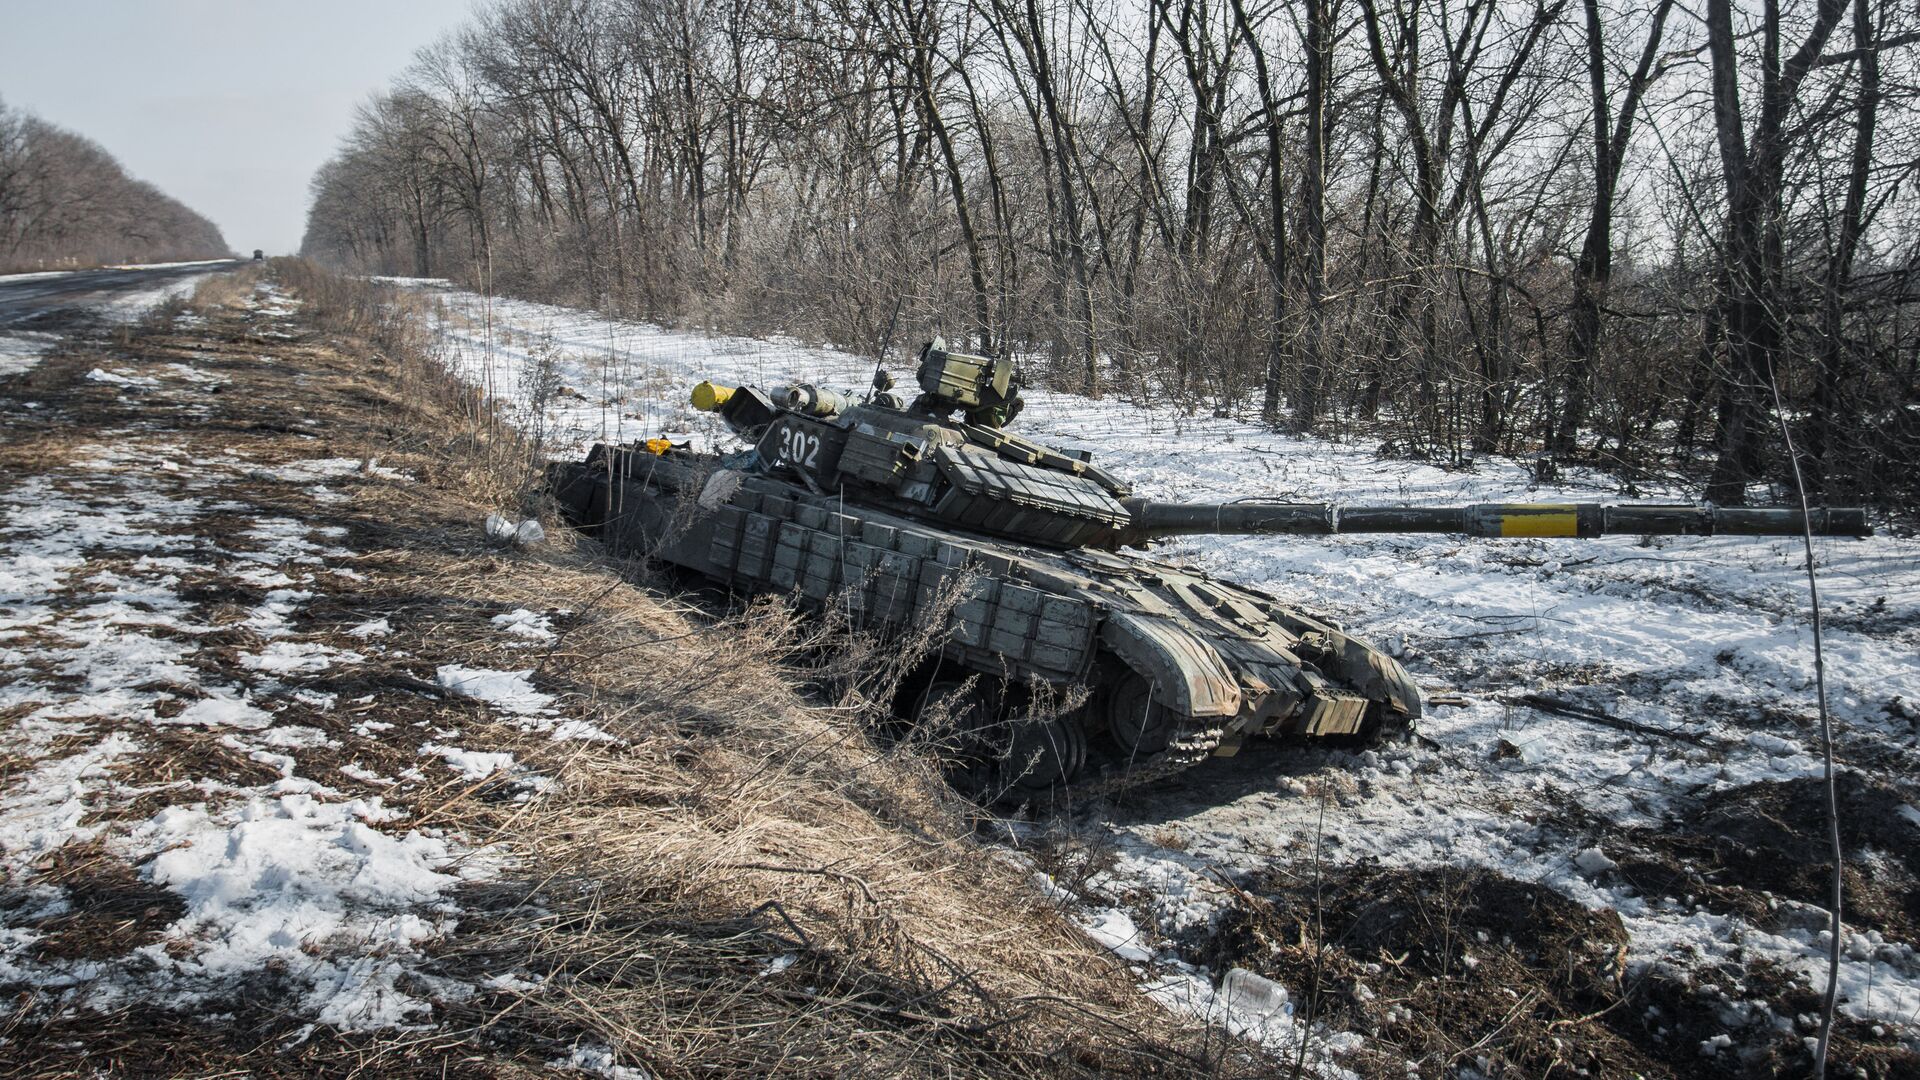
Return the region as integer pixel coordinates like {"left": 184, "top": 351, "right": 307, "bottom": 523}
{"left": 301, "top": 0, "right": 1919, "bottom": 506}
{"left": 0, "top": 97, "right": 230, "bottom": 274}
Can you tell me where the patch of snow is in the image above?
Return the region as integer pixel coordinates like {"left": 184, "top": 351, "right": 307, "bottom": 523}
{"left": 1077, "top": 907, "right": 1154, "bottom": 963}
{"left": 436, "top": 665, "right": 554, "bottom": 717}
{"left": 549, "top": 1044, "right": 651, "bottom": 1079}
{"left": 243, "top": 587, "right": 313, "bottom": 637}
{"left": 167, "top": 694, "right": 273, "bottom": 730}
{"left": 135, "top": 793, "right": 471, "bottom": 1029}
{"left": 1573, "top": 848, "right": 1617, "bottom": 875}
{"left": 240, "top": 640, "right": 363, "bottom": 675}
{"left": 422, "top": 744, "right": 517, "bottom": 781}
{"left": 0, "top": 732, "right": 140, "bottom": 870}
{"left": 339, "top": 763, "right": 396, "bottom": 787}
{"left": 86, "top": 367, "right": 159, "bottom": 388}
{"left": 0, "top": 330, "right": 60, "bottom": 377}
{"left": 491, "top": 608, "right": 556, "bottom": 642}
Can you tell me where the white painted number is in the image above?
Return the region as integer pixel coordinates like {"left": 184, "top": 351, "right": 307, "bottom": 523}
{"left": 779, "top": 425, "right": 820, "bottom": 468}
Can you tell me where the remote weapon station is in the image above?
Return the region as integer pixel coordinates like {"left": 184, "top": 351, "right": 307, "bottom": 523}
{"left": 548, "top": 341, "right": 1870, "bottom": 801}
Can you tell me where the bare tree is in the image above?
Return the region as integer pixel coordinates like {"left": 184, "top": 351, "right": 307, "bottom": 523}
{"left": 298, "top": 0, "right": 1919, "bottom": 508}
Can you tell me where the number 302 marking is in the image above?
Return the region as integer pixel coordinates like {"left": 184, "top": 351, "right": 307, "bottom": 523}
{"left": 778, "top": 425, "right": 820, "bottom": 468}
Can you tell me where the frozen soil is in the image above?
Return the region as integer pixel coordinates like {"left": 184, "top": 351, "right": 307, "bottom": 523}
{"left": 1606, "top": 774, "right": 1920, "bottom": 941}
{"left": 0, "top": 276, "right": 534, "bottom": 1068}
{"left": 395, "top": 280, "right": 1920, "bottom": 1077}
{"left": 1194, "top": 863, "right": 1915, "bottom": 1079}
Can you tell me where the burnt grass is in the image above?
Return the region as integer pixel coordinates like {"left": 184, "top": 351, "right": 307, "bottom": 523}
{"left": 1194, "top": 863, "right": 1919, "bottom": 1079}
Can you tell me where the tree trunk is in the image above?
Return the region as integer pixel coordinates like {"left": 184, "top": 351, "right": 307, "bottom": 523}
{"left": 1701, "top": 0, "right": 1849, "bottom": 504}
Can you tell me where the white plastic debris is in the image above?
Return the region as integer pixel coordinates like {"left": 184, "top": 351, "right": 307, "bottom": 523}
{"left": 484, "top": 513, "right": 545, "bottom": 548}
{"left": 1220, "top": 967, "right": 1292, "bottom": 1025}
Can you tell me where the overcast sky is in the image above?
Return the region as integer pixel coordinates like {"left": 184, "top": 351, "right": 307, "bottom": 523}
{"left": 0, "top": 0, "right": 476, "bottom": 255}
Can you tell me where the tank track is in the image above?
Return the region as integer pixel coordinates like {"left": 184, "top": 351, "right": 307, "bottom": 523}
{"left": 1059, "top": 720, "right": 1226, "bottom": 802}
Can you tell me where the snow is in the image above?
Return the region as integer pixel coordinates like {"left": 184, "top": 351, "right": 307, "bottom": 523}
{"left": 0, "top": 733, "right": 138, "bottom": 871}
{"left": 86, "top": 366, "right": 154, "bottom": 387}
{"left": 1142, "top": 962, "right": 1361, "bottom": 1074}
{"left": 436, "top": 664, "right": 554, "bottom": 717}
{"left": 387, "top": 278, "right": 1920, "bottom": 1059}
{"left": 167, "top": 694, "right": 274, "bottom": 730}
{"left": 0, "top": 397, "right": 511, "bottom": 1033}
{"left": 138, "top": 793, "right": 464, "bottom": 1029}
{"left": 422, "top": 743, "right": 518, "bottom": 780}
{"left": 491, "top": 608, "right": 556, "bottom": 642}
{"left": 0, "top": 330, "right": 59, "bottom": 376}
{"left": 550, "top": 1043, "right": 652, "bottom": 1079}
{"left": 1078, "top": 907, "right": 1154, "bottom": 963}
{"left": 0, "top": 263, "right": 224, "bottom": 377}
{"left": 1573, "top": 847, "right": 1618, "bottom": 875}
{"left": 240, "top": 640, "right": 363, "bottom": 675}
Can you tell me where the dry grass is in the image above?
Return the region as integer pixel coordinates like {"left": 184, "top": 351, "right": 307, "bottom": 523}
{"left": 0, "top": 261, "right": 1253, "bottom": 1078}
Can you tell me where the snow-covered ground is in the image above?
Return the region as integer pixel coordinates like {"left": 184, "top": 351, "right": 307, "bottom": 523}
{"left": 0, "top": 281, "right": 599, "bottom": 1036}
{"left": 397, "top": 280, "right": 1920, "bottom": 1066}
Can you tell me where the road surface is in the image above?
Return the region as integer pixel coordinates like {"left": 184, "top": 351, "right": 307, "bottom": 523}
{"left": 0, "top": 260, "right": 244, "bottom": 329}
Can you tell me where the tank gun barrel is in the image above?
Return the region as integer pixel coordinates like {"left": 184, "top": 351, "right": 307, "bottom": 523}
{"left": 1123, "top": 501, "right": 1872, "bottom": 542}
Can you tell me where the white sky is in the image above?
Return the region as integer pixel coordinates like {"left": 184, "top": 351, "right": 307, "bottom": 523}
{"left": 0, "top": 0, "right": 476, "bottom": 255}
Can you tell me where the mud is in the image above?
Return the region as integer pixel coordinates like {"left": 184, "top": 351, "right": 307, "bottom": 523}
{"left": 1612, "top": 774, "right": 1920, "bottom": 939}
{"left": 1195, "top": 863, "right": 1919, "bottom": 1079}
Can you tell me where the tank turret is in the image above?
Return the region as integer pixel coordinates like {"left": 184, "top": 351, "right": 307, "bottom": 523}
{"left": 547, "top": 344, "right": 1871, "bottom": 804}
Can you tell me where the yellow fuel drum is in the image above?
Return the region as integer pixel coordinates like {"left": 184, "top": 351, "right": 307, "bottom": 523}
{"left": 691, "top": 380, "right": 734, "bottom": 412}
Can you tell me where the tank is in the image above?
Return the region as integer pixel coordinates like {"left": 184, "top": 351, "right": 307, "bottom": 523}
{"left": 547, "top": 340, "right": 1872, "bottom": 802}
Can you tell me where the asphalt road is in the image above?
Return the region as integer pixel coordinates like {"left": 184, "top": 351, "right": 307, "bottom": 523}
{"left": 0, "top": 260, "right": 246, "bottom": 329}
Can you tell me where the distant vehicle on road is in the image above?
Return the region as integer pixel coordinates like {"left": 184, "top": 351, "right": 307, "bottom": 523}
{"left": 252, "top": 250, "right": 264, "bottom": 261}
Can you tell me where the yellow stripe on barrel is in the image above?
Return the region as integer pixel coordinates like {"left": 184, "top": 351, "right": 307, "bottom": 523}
{"left": 1497, "top": 505, "right": 1580, "bottom": 537}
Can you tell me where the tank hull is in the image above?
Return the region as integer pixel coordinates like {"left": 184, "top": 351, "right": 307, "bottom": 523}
{"left": 551, "top": 445, "right": 1421, "bottom": 801}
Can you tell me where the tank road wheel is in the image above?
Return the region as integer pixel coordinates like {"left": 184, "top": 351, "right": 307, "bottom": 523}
{"left": 1002, "top": 715, "right": 1088, "bottom": 795}
{"left": 1361, "top": 700, "right": 1416, "bottom": 744}
{"left": 1105, "top": 669, "right": 1176, "bottom": 759}
{"left": 916, "top": 679, "right": 1000, "bottom": 798}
